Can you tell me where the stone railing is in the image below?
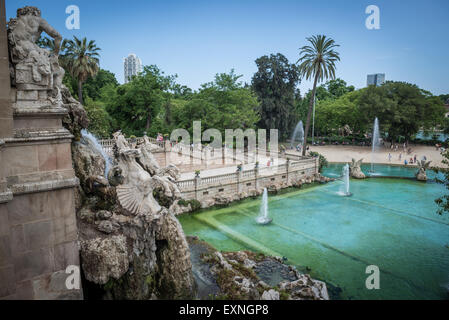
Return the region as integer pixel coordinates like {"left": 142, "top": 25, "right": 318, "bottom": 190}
{"left": 177, "top": 157, "right": 319, "bottom": 200}
{"left": 99, "top": 136, "right": 165, "bottom": 156}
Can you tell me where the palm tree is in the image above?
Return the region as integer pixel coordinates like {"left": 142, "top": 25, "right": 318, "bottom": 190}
{"left": 62, "top": 36, "right": 101, "bottom": 105}
{"left": 37, "top": 36, "right": 69, "bottom": 67}
{"left": 297, "top": 35, "right": 340, "bottom": 155}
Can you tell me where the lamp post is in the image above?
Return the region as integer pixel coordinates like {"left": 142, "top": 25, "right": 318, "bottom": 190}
{"left": 312, "top": 93, "right": 316, "bottom": 146}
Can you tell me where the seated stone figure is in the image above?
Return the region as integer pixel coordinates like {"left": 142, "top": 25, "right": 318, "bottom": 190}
{"left": 7, "top": 6, "right": 65, "bottom": 104}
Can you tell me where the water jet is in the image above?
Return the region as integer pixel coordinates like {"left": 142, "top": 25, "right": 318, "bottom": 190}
{"left": 256, "top": 188, "right": 272, "bottom": 225}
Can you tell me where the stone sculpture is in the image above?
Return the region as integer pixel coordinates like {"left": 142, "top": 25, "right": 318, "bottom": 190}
{"left": 350, "top": 158, "right": 366, "bottom": 179}
{"left": 113, "top": 134, "right": 162, "bottom": 216}
{"left": 416, "top": 160, "right": 432, "bottom": 181}
{"left": 138, "top": 135, "right": 162, "bottom": 175}
{"left": 112, "top": 131, "right": 182, "bottom": 217}
{"left": 7, "top": 6, "right": 65, "bottom": 107}
{"left": 73, "top": 129, "right": 195, "bottom": 298}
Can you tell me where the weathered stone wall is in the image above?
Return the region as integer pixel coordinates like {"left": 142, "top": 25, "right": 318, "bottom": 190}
{"left": 0, "top": 189, "right": 80, "bottom": 299}
{"left": 0, "top": 0, "right": 12, "bottom": 139}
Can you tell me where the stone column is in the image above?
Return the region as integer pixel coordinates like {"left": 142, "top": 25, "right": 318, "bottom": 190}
{"left": 222, "top": 146, "right": 226, "bottom": 165}
{"left": 194, "top": 175, "right": 201, "bottom": 201}
{"left": 0, "top": 0, "right": 13, "bottom": 139}
{"left": 237, "top": 170, "right": 243, "bottom": 194}
{"left": 286, "top": 160, "right": 290, "bottom": 185}
{"left": 255, "top": 166, "right": 259, "bottom": 191}
{"left": 164, "top": 140, "right": 171, "bottom": 166}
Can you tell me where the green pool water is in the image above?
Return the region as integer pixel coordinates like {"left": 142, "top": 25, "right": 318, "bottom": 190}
{"left": 179, "top": 165, "right": 449, "bottom": 300}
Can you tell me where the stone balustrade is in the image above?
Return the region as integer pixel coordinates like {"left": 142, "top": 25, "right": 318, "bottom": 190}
{"left": 177, "top": 157, "right": 319, "bottom": 203}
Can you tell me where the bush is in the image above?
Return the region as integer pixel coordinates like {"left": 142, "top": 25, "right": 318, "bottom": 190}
{"left": 309, "top": 151, "right": 328, "bottom": 172}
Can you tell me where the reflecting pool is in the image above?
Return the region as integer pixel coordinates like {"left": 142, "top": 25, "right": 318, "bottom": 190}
{"left": 179, "top": 165, "right": 449, "bottom": 299}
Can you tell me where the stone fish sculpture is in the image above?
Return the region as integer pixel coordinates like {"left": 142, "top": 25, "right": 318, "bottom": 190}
{"left": 416, "top": 159, "right": 432, "bottom": 181}
{"left": 350, "top": 158, "right": 366, "bottom": 179}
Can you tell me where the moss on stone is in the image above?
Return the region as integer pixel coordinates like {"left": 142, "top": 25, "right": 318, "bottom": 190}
{"left": 179, "top": 199, "right": 201, "bottom": 212}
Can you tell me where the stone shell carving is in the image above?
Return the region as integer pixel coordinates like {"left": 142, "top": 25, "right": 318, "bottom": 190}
{"left": 116, "top": 185, "right": 146, "bottom": 215}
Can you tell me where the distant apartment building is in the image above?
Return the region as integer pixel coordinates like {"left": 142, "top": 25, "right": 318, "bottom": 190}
{"left": 367, "top": 73, "right": 385, "bottom": 87}
{"left": 124, "top": 53, "right": 142, "bottom": 83}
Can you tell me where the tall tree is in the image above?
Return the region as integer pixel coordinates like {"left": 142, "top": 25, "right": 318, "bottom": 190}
{"left": 358, "top": 82, "right": 445, "bottom": 143}
{"left": 173, "top": 70, "right": 260, "bottom": 136}
{"left": 83, "top": 69, "right": 119, "bottom": 101}
{"left": 251, "top": 53, "right": 300, "bottom": 140}
{"left": 297, "top": 35, "right": 340, "bottom": 155}
{"left": 63, "top": 36, "right": 101, "bottom": 105}
{"left": 106, "top": 65, "right": 174, "bottom": 136}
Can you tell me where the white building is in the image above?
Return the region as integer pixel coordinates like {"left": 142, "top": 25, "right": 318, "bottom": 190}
{"left": 367, "top": 73, "right": 385, "bottom": 87}
{"left": 124, "top": 53, "right": 142, "bottom": 83}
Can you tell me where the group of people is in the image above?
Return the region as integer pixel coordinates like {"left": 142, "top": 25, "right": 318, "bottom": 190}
{"left": 387, "top": 152, "right": 427, "bottom": 165}
{"left": 387, "top": 142, "right": 412, "bottom": 154}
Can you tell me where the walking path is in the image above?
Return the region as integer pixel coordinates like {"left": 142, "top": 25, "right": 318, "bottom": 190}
{"left": 301, "top": 145, "right": 445, "bottom": 167}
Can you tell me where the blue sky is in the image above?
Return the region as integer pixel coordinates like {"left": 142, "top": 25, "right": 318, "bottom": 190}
{"left": 6, "top": 0, "right": 449, "bottom": 95}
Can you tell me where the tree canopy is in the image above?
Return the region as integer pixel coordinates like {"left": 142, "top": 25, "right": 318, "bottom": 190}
{"left": 105, "top": 65, "right": 174, "bottom": 137}
{"left": 251, "top": 53, "right": 300, "bottom": 139}
{"left": 172, "top": 70, "right": 260, "bottom": 136}
{"left": 313, "top": 81, "right": 446, "bottom": 142}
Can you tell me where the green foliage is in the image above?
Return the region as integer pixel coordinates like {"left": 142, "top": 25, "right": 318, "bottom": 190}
{"left": 358, "top": 82, "right": 445, "bottom": 142}
{"left": 106, "top": 65, "right": 175, "bottom": 137}
{"left": 251, "top": 53, "right": 300, "bottom": 139}
{"left": 309, "top": 151, "right": 328, "bottom": 172}
{"left": 316, "top": 78, "right": 355, "bottom": 101}
{"left": 178, "top": 199, "right": 201, "bottom": 212}
{"left": 312, "top": 82, "right": 446, "bottom": 144}
{"left": 314, "top": 90, "right": 363, "bottom": 137}
{"left": 434, "top": 148, "right": 449, "bottom": 215}
{"left": 62, "top": 36, "right": 101, "bottom": 105}
{"left": 62, "top": 72, "right": 78, "bottom": 97}
{"left": 438, "top": 94, "right": 449, "bottom": 104}
{"left": 172, "top": 70, "right": 260, "bottom": 136}
{"left": 83, "top": 69, "right": 119, "bottom": 101}
{"left": 83, "top": 97, "right": 114, "bottom": 138}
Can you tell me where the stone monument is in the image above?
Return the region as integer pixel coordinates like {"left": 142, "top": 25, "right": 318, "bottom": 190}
{"left": 0, "top": 4, "right": 82, "bottom": 300}
{"left": 349, "top": 158, "right": 366, "bottom": 179}
{"left": 416, "top": 159, "right": 432, "bottom": 181}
